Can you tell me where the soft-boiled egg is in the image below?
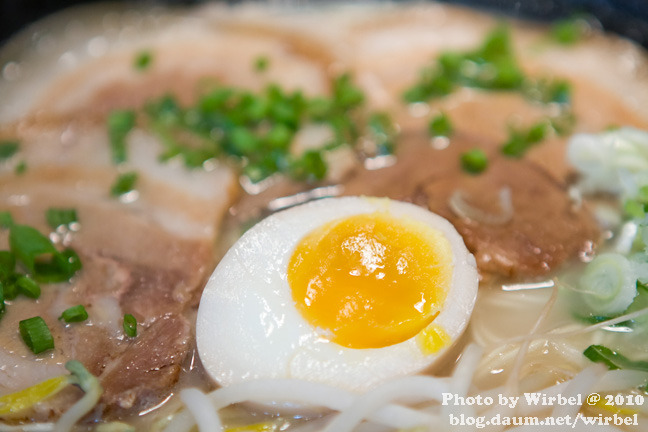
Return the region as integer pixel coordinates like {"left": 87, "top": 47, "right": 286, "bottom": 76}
{"left": 196, "top": 196, "right": 478, "bottom": 392}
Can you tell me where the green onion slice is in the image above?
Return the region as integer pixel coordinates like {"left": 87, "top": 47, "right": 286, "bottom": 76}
{"left": 107, "top": 110, "right": 136, "bottom": 164}
{"left": 584, "top": 345, "right": 648, "bottom": 373}
{"left": 134, "top": 50, "right": 153, "bottom": 71}
{"left": 14, "top": 160, "right": 27, "bottom": 175}
{"left": 0, "top": 250, "right": 15, "bottom": 279}
{"left": 111, "top": 172, "right": 138, "bottom": 197}
{"left": 2, "top": 275, "right": 18, "bottom": 300}
{"left": 0, "top": 140, "right": 19, "bottom": 160}
{"left": 60, "top": 305, "right": 88, "bottom": 323}
{"left": 461, "top": 149, "right": 489, "bottom": 174}
{"left": 0, "top": 282, "right": 5, "bottom": 317}
{"left": 0, "top": 211, "right": 14, "bottom": 229}
{"left": 46, "top": 208, "right": 78, "bottom": 230}
{"left": 429, "top": 112, "right": 453, "bottom": 137}
{"left": 123, "top": 314, "right": 137, "bottom": 337}
{"left": 9, "top": 224, "right": 81, "bottom": 282}
{"left": 254, "top": 56, "right": 269, "bottom": 72}
{"left": 19, "top": 316, "right": 54, "bottom": 354}
{"left": 16, "top": 275, "right": 40, "bottom": 299}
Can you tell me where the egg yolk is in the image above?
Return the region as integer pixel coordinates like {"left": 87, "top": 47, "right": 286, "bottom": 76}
{"left": 288, "top": 211, "right": 453, "bottom": 349}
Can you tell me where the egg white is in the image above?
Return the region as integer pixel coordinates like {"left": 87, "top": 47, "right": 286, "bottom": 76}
{"left": 196, "top": 196, "right": 478, "bottom": 392}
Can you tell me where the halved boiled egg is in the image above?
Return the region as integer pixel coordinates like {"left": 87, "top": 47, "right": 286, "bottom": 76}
{"left": 196, "top": 196, "right": 478, "bottom": 392}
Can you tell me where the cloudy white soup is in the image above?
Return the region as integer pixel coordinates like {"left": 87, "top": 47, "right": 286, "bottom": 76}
{"left": 1, "top": 2, "right": 648, "bottom": 431}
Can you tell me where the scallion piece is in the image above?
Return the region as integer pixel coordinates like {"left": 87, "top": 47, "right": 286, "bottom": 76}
{"left": 332, "top": 73, "right": 364, "bottom": 110}
{"left": 16, "top": 275, "right": 40, "bottom": 299}
{"left": 123, "top": 314, "right": 137, "bottom": 337}
{"left": 254, "top": 56, "right": 269, "bottom": 72}
{"left": 0, "top": 251, "right": 15, "bottom": 277}
{"left": 9, "top": 224, "right": 59, "bottom": 274}
{"left": 110, "top": 172, "right": 138, "bottom": 197}
{"left": 500, "top": 120, "right": 550, "bottom": 158}
{"left": 0, "top": 140, "right": 19, "bottom": 160}
{"left": 578, "top": 253, "right": 639, "bottom": 316}
{"left": 60, "top": 305, "right": 88, "bottom": 323}
{"left": 524, "top": 78, "right": 572, "bottom": 105}
{"left": 134, "top": 50, "right": 153, "bottom": 71}
{"left": 14, "top": 160, "right": 27, "bottom": 175}
{"left": 367, "top": 112, "right": 397, "bottom": 156}
{"left": 290, "top": 151, "right": 327, "bottom": 182}
{"left": 0, "top": 211, "right": 13, "bottom": 229}
{"left": 429, "top": 112, "right": 453, "bottom": 137}
{"left": 584, "top": 345, "right": 648, "bottom": 373}
{"left": 403, "top": 24, "right": 525, "bottom": 102}
{"left": 2, "top": 276, "right": 18, "bottom": 300}
{"left": 461, "top": 149, "right": 489, "bottom": 174}
{"left": 551, "top": 17, "right": 588, "bottom": 45}
{"left": 107, "top": 110, "right": 136, "bottom": 164}
{"left": 19, "top": 316, "right": 54, "bottom": 354}
{"left": 46, "top": 208, "right": 78, "bottom": 230}
{"left": 8, "top": 224, "right": 81, "bottom": 282}
{"left": 0, "top": 282, "right": 5, "bottom": 317}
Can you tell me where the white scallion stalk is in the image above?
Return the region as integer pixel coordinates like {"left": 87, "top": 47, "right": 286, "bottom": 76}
{"left": 578, "top": 253, "right": 639, "bottom": 316}
{"left": 567, "top": 127, "right": 648, "bottom": 198}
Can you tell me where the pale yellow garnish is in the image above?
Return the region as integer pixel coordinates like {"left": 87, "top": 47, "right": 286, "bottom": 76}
{"left": 0, "top": 375, "right": 70, "bottom": 416}
{"left": 225, "top": 421, "right": 278, "bottom": 432}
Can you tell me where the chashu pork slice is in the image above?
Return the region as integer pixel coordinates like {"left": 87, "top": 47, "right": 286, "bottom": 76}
{"left": 0, "top": 116, "right": 236, "bottom": 419}
{"left": 0, "top": 3, "right": 333, "bottom": 124}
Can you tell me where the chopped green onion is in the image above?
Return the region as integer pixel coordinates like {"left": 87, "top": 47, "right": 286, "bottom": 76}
{"left": 59, "top": 249, "right": 82, "bottom": 276}
{"left": 110, "top": 172, "right": 138, "bottom": 197}
{"left": 0, "top": 211, "right": 14, "bottom": 229}
{"left": 123, "top": 314, "right": 137, "bottom": 337}
{"left": 624, "top": 200, "right": 647, "bottom": 220}
{"left": 19, "top": 316, "right": 54, "bottom": 354}
{"left": 548, "top": 110, "right": 575, "bottom": 136}
{"left": 9, "top": 225, "right": 60, "bottom": 274}
{"left": 133, "top": 50, "right": 153, "bottom": 71}
{"left": 623, "top": 185, "right": 648, "bottom": 219}
{"left": 461, "top": 149, "right": 489, "bottom": 174}
{"left": 551, "top": 17, "right": 588, "bottom": 45}
{"left": 0, "top": 251, "right": 15, "bottom": 281}
{"left": 16, "top": 275, "right": 40, "bottom": 299}
{"left": 107, "top": 110, "right": 136, "bottom": 164}
{"left": 0, "top": 140, "right": 19, "bottom": 160}
{"left": 584, "top": 345, "right": 648, "bottom": 373}
{"left": 33, "top": 248, "right": 82, "bottom": 283}
{"left": 500, "top": 120, "right": 550, "bottom": 158}
{"left": 332, "top": 73, "right": 364, "bottom": 110}
{"left": 428, "top": 112, "right": 453, "bottom": 137}
{"left": 2, "top": 275, "right": 18, "bottom": 300}
{"left": 0, "top": 251, "right": 15, "bottom": 277}
{"left": 254, "top": 56, "right": 269, "bottom": 72}
{"left": 8, "top": 224, "right": 81, "bottom": 282}
{"left": 578, "top": 253, "right": 639, "bottom": 316}
{"left": 14, "top": 160, "right": 27, "bottom": 175}
{"left": 46, "top": 208, "right": 78, "bottom": 230}
{"left": 524, "top": 78, "right": 572, "bottom": 105}
{"left": 135, "top": 73, "right": 379, "bottom": 184}
{"left": 403, "top": 24, "right": 525, "bottom": 103}
{"left": 0, "top": 282, "right": 5, "bottom": 318}
{"left": 367, "top": 112, "right": 398, "bottom": 156}
{"left": 60, "top": 305, "right": 88, "bottom": 323}
{"left": 290, "top": 151, "right": 327, "bottom": 182}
